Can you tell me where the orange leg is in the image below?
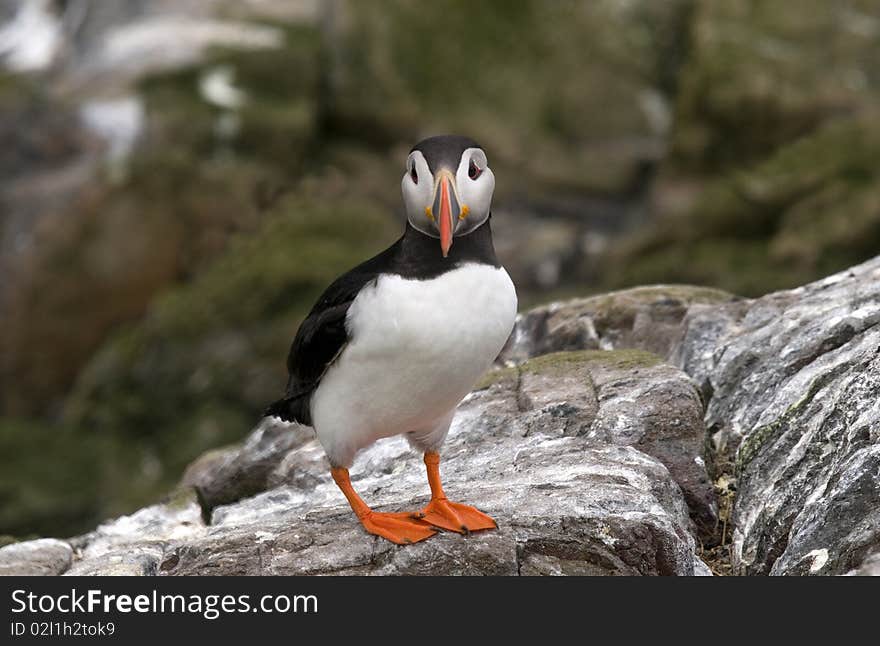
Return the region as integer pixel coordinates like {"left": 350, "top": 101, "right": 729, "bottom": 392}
{"left": 416, "top": 452, "right": 497, "bottom": 534}
{"left": 331, "top": 467, "right": 436, "bottom": 545}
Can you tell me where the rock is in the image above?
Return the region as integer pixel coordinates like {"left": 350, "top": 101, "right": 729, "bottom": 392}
{"left": 0, "top": 538, "right": 73, "bottom": 575}
{"left": 64, "top": 489, "right": 205, "bottom": 576}
{"left": 846, "top": 551, "right": 880, "bottom": 577}
{"left": 169, "top": 443, "right": 699, "bottom": 576}
{"left": 504, "top": 259, "right": 880, "bottom": 575}
{"left": 500, "top": 285, "right": 736, "bottom": 364}
{"left": 183, "top": 419, "right": 314, "bottom": 517}
{"left": 509, "top": 350, "right": 717, "bottom": 538}
{"left": 692, "top": 558, "right": 713, "bottom": 577}
{"left": 678, "top": 257, "right": 880, "bottom": 575}
{"left": 14, "top": 350, "right": 710, "bottom": 576}
{"left": 492, "top": 212, "right": 584, "bottom": 293}
{"left": 0, "top": 1, "right": 324, "bottom": 423}
{"left": 65, "top": 548, "right": 164, "bottom": 577}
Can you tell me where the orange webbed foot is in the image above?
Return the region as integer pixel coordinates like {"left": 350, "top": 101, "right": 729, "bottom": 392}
{"left": 358, "top": 511, "right": 438, "bottom": 545}
{"left": 416, "top": 499, "right": 497, "bottom": 534}
{"left": 331, "top": 467, "right": 437, "bottom": 545}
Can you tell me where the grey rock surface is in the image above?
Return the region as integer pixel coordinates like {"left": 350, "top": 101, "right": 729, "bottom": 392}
{"left": 846, "top": 551, "right": 880, "bottom": 577}
{"left": 685, "top": 260, "right": 880, "bottom": 576}
{"left": 0, "top": 538, "right": 73, "bottom": 575}
{"left": 500, "top": 285, "right": 737, "bottom": 364}
{"left": 13, "top": 349, "right": 712, "bottom": 576}
{"left": 504, "top": 261, "right": 880, "bottom": 576}
{"left": 182, "top": 422, "right": 312, "bottom": 518}
{"left": 169, "top": 442, "right": 700, "bottom": 576}
{"left": 500, "top": 350, "right": 717, "bottom": 538}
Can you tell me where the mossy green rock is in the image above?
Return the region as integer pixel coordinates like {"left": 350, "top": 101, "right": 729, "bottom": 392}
{"left": 521, "top": 349, "right": 662, "bottom": 376}
{"left": 500, "top": 284, "right": 736, "bottom": 364}
{"left": 479, "top": 349, "right": 661, "bottom": 392}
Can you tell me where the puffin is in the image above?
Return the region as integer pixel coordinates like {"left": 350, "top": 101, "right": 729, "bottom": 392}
{"left": 265, "top": 135, "right": 517, "bottom": 544}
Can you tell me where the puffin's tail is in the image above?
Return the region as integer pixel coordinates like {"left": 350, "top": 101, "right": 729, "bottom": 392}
{"left": 263, "top": 394, "right": 311, "bottom": 426}
{"left": 263, "top": 397, "right": 295, "bottom": 423}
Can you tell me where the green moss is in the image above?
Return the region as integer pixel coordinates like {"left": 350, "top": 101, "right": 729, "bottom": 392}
{"left": 522, "top": 349, "right": 663, "bottom": 376}
{"left": 0, "top": 72, "right": 37, "bottom": 101}
{"left": 584, "top": 284, "right": 736, "bottom": 329}
{"left": 476, "top": 349, "right": 664, "bottom": 394}
{"left": 605, "top": 285, "right": 734, "bottom": 304}
{"left": 583, "top": 2, "right": 880, "bottom": 299}
{"left": 611, "top": 239, "right": 802, "bottom": 297}
{"left": 474, "top": 366, "right": 520, "bottom": 391}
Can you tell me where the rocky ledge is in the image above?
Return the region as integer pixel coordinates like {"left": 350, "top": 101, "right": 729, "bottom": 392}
{"left": 3, "top": 257, "right": 879, "bottom": 576}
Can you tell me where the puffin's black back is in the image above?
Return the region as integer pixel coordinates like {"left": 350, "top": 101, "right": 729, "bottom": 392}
{"left": 264, "top": 219, "right": 499, "bottom": 425}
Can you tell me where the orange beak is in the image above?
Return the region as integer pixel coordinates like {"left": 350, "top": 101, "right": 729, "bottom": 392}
{"left": 438, "top": 175, "right": 453, "bottom": 257}
{"left": 431, "top": 170, "right": 461, "bottom": 258}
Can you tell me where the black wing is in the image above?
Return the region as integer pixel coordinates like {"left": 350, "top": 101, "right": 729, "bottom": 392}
{"left": 263, "top": 239, "right": 400, "bottom": 425}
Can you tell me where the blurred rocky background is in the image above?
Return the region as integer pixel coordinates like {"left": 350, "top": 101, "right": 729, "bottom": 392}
{"left": 1, "top": 0, "right": 878, "bottom": 541}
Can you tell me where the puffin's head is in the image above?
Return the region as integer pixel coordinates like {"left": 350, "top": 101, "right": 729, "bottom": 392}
{"left": 402, "top": 135, "right": 495, "bottom": 257}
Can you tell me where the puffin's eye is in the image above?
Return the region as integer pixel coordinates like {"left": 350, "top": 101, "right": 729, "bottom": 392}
{"left": 410, "top": 164, "right": 418, "bottom": 184}
{"left": 468, "top": 159, "right": 482, "bottom": 180}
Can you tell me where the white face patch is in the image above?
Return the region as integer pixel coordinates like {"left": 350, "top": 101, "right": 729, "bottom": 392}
{"left": 401, "top": 147, "right": 495, "bottom": 238}
{"left": 401, "top": 150, "right": 434, "bottom": 236}
{"left": 454, "top": 147, "right": 495, "bottom": 236}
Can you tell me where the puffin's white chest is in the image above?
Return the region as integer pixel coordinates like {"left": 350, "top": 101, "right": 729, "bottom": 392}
{"left": 311, "top": 263, "right": 517, "bottom": 461}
